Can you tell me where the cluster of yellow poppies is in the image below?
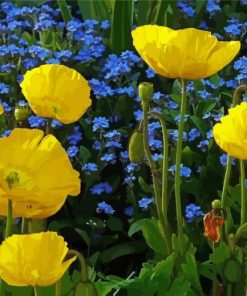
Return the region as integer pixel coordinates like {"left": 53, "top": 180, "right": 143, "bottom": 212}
{"left": 0, "top": 25, "right": 243, "bottom": 289}
{"left": 0, "top": 64, "right": 92, "bottom": 288}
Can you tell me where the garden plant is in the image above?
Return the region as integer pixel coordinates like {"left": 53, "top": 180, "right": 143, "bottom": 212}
{"left": 0, "top": 0, "right": 246, "bottom": 295}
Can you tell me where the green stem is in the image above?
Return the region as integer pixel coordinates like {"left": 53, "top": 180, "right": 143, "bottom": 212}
{"left": 174, "top": 79, "right": 187, "bottom": 253}
{"left": 221, "top": 155, "right": 232, "bottom": 237}
{"left": 21, "top": 217, "right": 28, "bottom": 234}
{"left": 227, "top": 283, "right": 232, "bottom": 296}
{"left": 221, "top": 84, "right": 247, "bottom": 236}
{"left": 34, "top": 286, "right": 41, "bottom": 296}
{"left": 149, "top": 111, "right": 172, "bottom": 254}
{"left": 142, "top": 107, "right": 170, "bottom": 254}
{"left": 240, "top": 160, "right": 246, "bottom": 225}
{"left": 5, "top": 199, "right": 12, "bottom": 239}
{"left": 212, "top": 243, "right": 217, "bottom": 296}
{"left": 55, "top": 280, "right": 62, "bottom": 296}
{"left": 233, "top": 84, "right": 247, "bottom": 105}
{"left": 68, "top": 250, "right": 88, "bottom": 282}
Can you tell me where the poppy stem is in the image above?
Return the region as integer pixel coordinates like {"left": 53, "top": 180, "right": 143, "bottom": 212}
{"left": 33, "top": 286, "right": 41, "bottom": 296}
{"left": 240, "top": 160, "right": 246, "bottom": 225}
{"left": 142, "top": 107, "right": 171, "bottom": 255}
{"left": 5, "top": 199, "right": 12, "bottom": 239}
{"left": 174, "top": 79, "right": 187, "bottom": 254}
{"left": 68, "top": 250, "right": 88, "bottom": 282}
{"left": 149, "top": 111, "right": 172, "bottom": 254}
{"left": 55, "top": 279, "right": 62, "bottom": 296}
{"left": 221, "top": 155, "right": 232, "bottom": 237}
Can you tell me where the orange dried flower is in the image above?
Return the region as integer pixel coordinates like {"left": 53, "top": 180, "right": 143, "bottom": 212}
{"left": 203, "top": 209, "right": 225, "bottom": 243}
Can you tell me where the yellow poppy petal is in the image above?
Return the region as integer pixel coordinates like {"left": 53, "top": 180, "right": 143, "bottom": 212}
{"left": 20, "top": 64, "right": 92, "bottom": 124}
{"left": 0, "top": 128, "right": 80, "bottom": 218}
{"left": 0, "top": 232, "right": 76, "bottom": 286}
{"left": 132, "top": 25, "right": 240, "bottom": 80}
{"left": 213, "top": 102, "right": 247, "bottom": 159}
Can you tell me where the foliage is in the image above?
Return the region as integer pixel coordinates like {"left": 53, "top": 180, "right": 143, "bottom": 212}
{"left": 0, "top": 0, "right": 246, "bottom": 295}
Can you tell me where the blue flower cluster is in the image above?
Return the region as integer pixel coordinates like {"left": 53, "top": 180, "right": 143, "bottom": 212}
{"left": 169, "top": 164, "right": 192, "bottom": 178}
{"left": 185, "top": 203, "right": 204, "bottom": 223}
{"left": 96, "top": 201, "right": 115, "bottom": 215}
{"left": 138, "top": 197, "right": 155, "bottom": 211}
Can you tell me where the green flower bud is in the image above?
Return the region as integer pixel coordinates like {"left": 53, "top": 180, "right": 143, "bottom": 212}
{"left": 128, "top": 129, "right": 145, "bottom": 163}
{"left": 211, "top": 199, "right": 221, "bottom": 209}
{"left": 14, "top": 106, "right": 30, "bottom": 122}
{"left": 74, "top": 281, "right": 98, "bottom": 296}
{"left": 138, "top": 82, "right": 153, "bottom": 105}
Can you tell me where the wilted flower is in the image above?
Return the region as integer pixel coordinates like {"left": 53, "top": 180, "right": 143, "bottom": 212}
{"left": 203, "top": 208, "right": 225, "bottom": 243}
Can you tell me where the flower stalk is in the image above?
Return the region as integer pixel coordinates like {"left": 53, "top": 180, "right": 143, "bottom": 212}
{"left": 240, "top": 160, "right": 246, "bottom": 225}
{"left": 5, "top": 199, "right": 13, "bottom": 239}
{"left": 149, "top": 111, "right": 172, "bottom": 254}
{"left": 174, "top": 79, "right": 187, "bottom": 253}
{"left": 68, "top": 250, "right": 88, "bottom": 282}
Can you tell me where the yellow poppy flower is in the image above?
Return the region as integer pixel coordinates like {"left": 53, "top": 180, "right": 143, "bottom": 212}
{"left": 213, "top": 102, "right": 247, "bottom": 159}
{"left": 0, "top": 105, "right": 4, "bottom": 115}
{"left": 132, "top": 25, "right": 240, "bottom": 80}
{"left": 0, "top": 232, "right": 76, "bottom": 286}
{"left": 0, "top": 128, "right": 80, "bottom": 218}
{"left": 20, "top": 64, "right": 92, "bottom": 124}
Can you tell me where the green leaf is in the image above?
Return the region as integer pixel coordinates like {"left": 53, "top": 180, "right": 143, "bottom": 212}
{"left": 100, "top": 242, "right": 142, "bottom": 263}
{"left": 48, "top": 220, "right": 72, "bottom": 231}
{"left": 74, "top": 228, "right": 90, "bottom": 246}
{"left": 79, "top": 146, "right": 92, "bottom": 163}
{"left": 235, "top": 223, "right": 247, "bottom": 242}
{"left": 110, "top": 0, "right": 133, "bottom": 54}
{"left": 77, "top": 1, "right": 111, "bottom": 21}
{"left": 223, "top": 258, "right": 242, "bottom": 283}
{"left": 74, "top": 281, "right": 98, "bottom": 296}
{"left": 166, "top": 275, "right": 191, "bottom": 296}
{"left": 153, "top": 254, "right": 176, "bottom": 293}
{"left": 106, "top": 217, "right": 123, "bottom": 232}
{"left": 128, "top": 220, "right": 143, "bottom": 237}
{"left": 135, "top": 0, "right": 152, "bottom": 25}
{"left": 181, "top": 252, "right": 203, "bottom": 295}
{"left": 129, "top": 218, "right": 167, "bottom": 257}
{"left": 57, "top": 0, "right": 72, "bottom": 22}
{"left": 209, "top": 242, "right": 231, "bottom": 274}
{"left": 138, "top": 176, "right": 154, "bottom": 194}
{"left": 190, "top": 115, "right": 208, "bottom": 137}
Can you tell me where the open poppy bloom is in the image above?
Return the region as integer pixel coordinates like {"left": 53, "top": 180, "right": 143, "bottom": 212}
{"left": 0, "top": 232, "right": 76, "bottom": 286}
{"left": 213, "top": 102, "right": 247, "bottom": 160}
{"left": 20, "top": 64, "right": 92, "bottom": 124}
{"left": 203, "top": 209, "right": 225, "bottom": 243}
{"left": 132, "top": 25, "right": 240, "bottom": 80}
{"left": 0, "top": 128, "right": 80, "bottom": 218}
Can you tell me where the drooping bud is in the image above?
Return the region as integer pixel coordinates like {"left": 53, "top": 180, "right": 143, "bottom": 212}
{"left": 138, "top": 82, "right": 153, "bottom": 108}
{"left": 128, "top": 129, "right": 145, "bottom": 163}
{"left": 211, "top": 199, "right": 221, "bottom": 209}
{"left": 14, "top": 106, "right": 30, "bottom": 122}
{"left": 74, "top": 281, "right": 98, "bottom": 296}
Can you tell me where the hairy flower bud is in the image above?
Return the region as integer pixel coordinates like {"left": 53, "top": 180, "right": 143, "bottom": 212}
{"left": 128, "top": 129, "right": 145, "bottom": 163}
{"left": 138, "top": 82, "right": 153, "bottom": 106}
{"left": 211, "top": 199, "right": 221, "bottom": 209}
{"left": 14, "top": 106, "right": 30, "bottom": 122}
